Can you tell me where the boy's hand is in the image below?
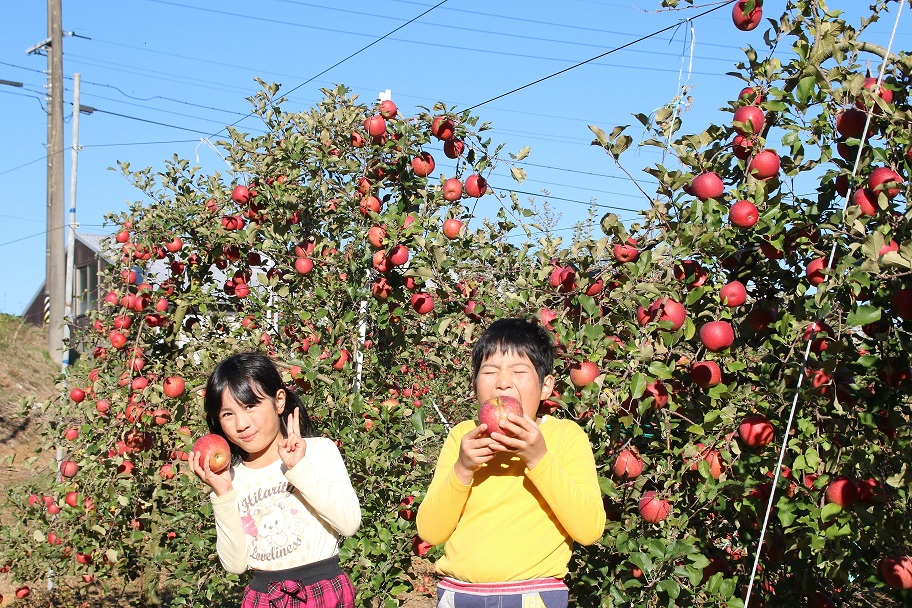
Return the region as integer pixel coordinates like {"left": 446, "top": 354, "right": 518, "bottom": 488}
{"left": 489, "top": 413, "right": 547, "bottom": 469}
{"left": 189, "top": 450, "right": 233, "bottom": 497}
{"left": 454, "top": 424, "right": 496, "bottom": 485}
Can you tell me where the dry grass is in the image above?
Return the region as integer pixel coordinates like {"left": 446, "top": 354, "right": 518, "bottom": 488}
{"left": 0, "top": 315, "right": 59, "bottom": 606}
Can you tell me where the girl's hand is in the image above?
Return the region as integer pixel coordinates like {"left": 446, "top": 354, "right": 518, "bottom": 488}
{"left": 278, "top": 407, "right": 307, "bottom": 468}
{"left": 189, "top": 450, "right": 233, "bottom": 497}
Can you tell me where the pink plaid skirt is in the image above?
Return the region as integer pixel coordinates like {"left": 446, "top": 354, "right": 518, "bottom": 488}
{"left": 240, "top": 557, "right": 355, "bottom": 608}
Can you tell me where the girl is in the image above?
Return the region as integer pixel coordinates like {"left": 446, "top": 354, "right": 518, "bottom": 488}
{"left": 190, "top": 351, "right": 361, "bottom": 608}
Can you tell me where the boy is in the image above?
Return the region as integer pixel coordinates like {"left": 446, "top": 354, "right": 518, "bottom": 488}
{"left": 416, "top": 317, "right": 605, "bottom": 608}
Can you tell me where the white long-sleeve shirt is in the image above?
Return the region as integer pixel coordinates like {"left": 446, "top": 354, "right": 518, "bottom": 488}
{"left": 210, "top": 437, "right": 362, "bottom": 574}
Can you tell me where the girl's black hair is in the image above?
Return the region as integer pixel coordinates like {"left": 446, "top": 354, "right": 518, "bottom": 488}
{"left": 471, "top": 317, "right": 554, "bottom": 387}
{"left": 203, "top": 351, "right": 314, "bottom": 463}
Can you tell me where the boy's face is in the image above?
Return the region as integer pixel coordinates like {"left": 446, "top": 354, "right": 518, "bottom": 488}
{"left": 474, "top": 348, "right": 555, "bottom": 420}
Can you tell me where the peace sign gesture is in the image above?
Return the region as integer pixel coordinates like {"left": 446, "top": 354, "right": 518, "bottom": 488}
{"left": 278, "top": 407, "right": 307, "bottom": 468}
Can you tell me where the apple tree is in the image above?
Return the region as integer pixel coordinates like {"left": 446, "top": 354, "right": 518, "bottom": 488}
{"left": 558, "top": 0, "right": 912, "bottom": 606}
{"left": 0, "top": 83, "right": 556, "bottom": 606}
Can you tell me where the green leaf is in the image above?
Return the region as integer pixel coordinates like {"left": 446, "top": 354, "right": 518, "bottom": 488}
{"left": 821, "top": 502, "right": 842, "bottom": 521}
{"left": 647, "top": 360, "right": 674, "bottom": 379}
{"left": 796, "top": 76, "right": 816, "bottom": 104}
{"left": 511, "top": 146, "right": 531, "bottom": 161}
{"left": 589, "top": 125, "right": 609, "bottom": 148}
{"left": 847, "top": 305, "right": 880, "bottom": 327}
{"left": 410, "top": 410, "right": 425, "bottom": 434}
{"left": 657, "top": 579, "right": 681, "bottom": 599}
{"left": 629, "top": 372, "right": 647, "bottom": 399}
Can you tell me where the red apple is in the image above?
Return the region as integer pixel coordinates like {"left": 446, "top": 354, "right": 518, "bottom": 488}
{"left": 15, "top": 586, "right": 30, "bottom": 600}
{"left": 656, "top": 297, "right": 686, "bottom": 331}
{"left": 364, "top": 114, "right": 387, "bottom": 137}
{"left": 835, "top": 108, "right": 868, "bottom": 139}
{"left": 367, "top": 225, "right": 386, "bottom": 249}
{"left": 700, "top": 321, "right": 734, "bottom": 352}
{"left": 729, "top": 199, "right": 759, "bottom": 228}
{"left": 397, "top": 495, "right": 416, "bottom": 521}
{"left": 739, "top": 86, "right": 763, "bottom": 104}
{"left": 748, "top": 149, "right": 780, "bottom": 180}
{"left": 64, "top": 427, "right": 79, "bottom": 441}
{"left": 644, "top": 380, "right": 669, "bottom": 409}
{"left": 806, "top": 258, "right": 829, "bottom": 286}
{"left": 411, "top": 152, "right": 435, "bottom": 177}
{"left": 690, "top": 360, "right": 722, "bottom": 388}
{"left": 412, "top": 536, "right": 433, "bottom": 556}
{"left": 379, "top": 99, "right": 397, "bottom": 120}
{"left": 231, "top": 185, "right": 250, "bottom": 204}
{"left": 880, "top": 555, "right": 912, "bottom": 589}
{"left": 868, "top": 166, "right": 903, "bottom": 199}
{"left": 359, "top": 195, "right": 382, "bottom": 215}
{"left": 851, "top": 188, "right": 878, "bottom": 216}
{"left": 739, "top": 414, "right": 774, "bottom": 447}
{"left": 638, "top": 491, "right": 671, "bottom": 523}
{"left": 856, "top": 477, "right": 886, "bottom": 504}
{"left": 855, "top": 77, "right": 894, "bottom": 111}
{"left": 569, "top": 361, "right": 600, "bottom": 388}
{"left": 411, "top": 292, "right": 434, "bottom": 315}
{"left": 612, "top": 449, "right": 643, "bottom": 480}
{"left": 465, "top": 174, "right": 488, "bottom": 198}
{"left": 109, "top": 330, "right": 127, "bottom": 349}
{"left": 65, "top": 491, "right": 79, "bottom": 507}
{"left": 442, "top": 218, "right": 463, "bottom": 239}
{"left": 674, "top": 259, "right": 707, "bottom": 288}
{"left": 388, "top": 244, "right": 410, "bottom": 267}
{"left": 444, "top": 138, "right": 465, "bottom": 158}
{"left": 732, "top": 134, "right": 754, "bottom": 159}
{"left": 733, "top": 105, "right": 765, "bottom": 136}
{"left": 691, "top": 172, "right": 724, "bottom": 201}
{"left": 825, "top": 476, "right": 858, "bottom": 508}
{"left": 430, "top": 116, "right": 455, "bottom": 140}
{"left": 442, "top": 178, "right": 463, "bottom": 201}
{"left": 163, "top": 376, "right": 185, "bottom": 398}
{"left": 70, "top": 387, "right": 86, "bottom": 403}
{"left": 613, "top": 238, "right": 639, "bottom": 263}
{"left": 294, "top": 257, "right": 314, "bottom": 274}
{"left": 477, "top": 395, "right": 524, "bottom": 436}
{"left": 893, "top": 287, "right": 912, "bottom": 319}
{"left": 720, "top": 281, "right": 747, "bottom": 307}
{"left": 60, "top": 460, "right": 79, "bottom": 478}
{"left": 191, "top": 434, "right": 231, "bottom": 474}
{"left": 731, "top": 0, "right": 762, "bottom": 31}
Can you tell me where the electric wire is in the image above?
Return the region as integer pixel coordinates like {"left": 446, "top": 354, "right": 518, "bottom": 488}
{"left": 465, "top": 0, "right": 734, "bottom": 111}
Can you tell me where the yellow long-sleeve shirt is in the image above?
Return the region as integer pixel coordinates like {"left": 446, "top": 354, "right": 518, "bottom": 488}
{"left": 416, "top": 416, "right": 606, "bottom": 583}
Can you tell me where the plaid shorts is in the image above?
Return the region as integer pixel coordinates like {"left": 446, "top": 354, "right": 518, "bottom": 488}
{"left": 240, "top": 571, "right": 355, "bottom": 608}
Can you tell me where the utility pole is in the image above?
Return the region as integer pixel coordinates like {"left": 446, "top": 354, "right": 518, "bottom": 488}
{"left": 62, "top": 73, "right": 81, "bottom": 373}
{"left": 46, "top": 0, "right": 65, "bottom": 365}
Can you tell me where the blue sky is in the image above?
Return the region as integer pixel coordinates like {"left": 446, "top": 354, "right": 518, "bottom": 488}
{"left": 0, "top": 1, "right": 903, "bottom": 315}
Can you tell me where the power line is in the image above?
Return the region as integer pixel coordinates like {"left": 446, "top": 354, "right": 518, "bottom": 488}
{"left": 466, "top": 0, "right": 734, "bottom": 111}
{"left": 90, "top": 108, "right": 227, "bottom": 135}
{"left": 216, "top": 0, "right": 452, "bottom": 136}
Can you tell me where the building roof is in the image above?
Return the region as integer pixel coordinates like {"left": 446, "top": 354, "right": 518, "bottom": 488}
{"left": 76, "top": 232, "right": 115, "bottom": 263}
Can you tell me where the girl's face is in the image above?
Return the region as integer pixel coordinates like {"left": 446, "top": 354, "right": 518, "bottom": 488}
{"left": 217, "top": 387, "right": 286, "bottom": 467}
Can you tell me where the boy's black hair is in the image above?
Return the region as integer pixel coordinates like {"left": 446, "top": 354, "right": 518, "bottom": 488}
{"left": 471, "top": 317, "right": 555, "bottom": 386}
{"left": 203, "top": 351, "right": 314, "bottom": 464}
